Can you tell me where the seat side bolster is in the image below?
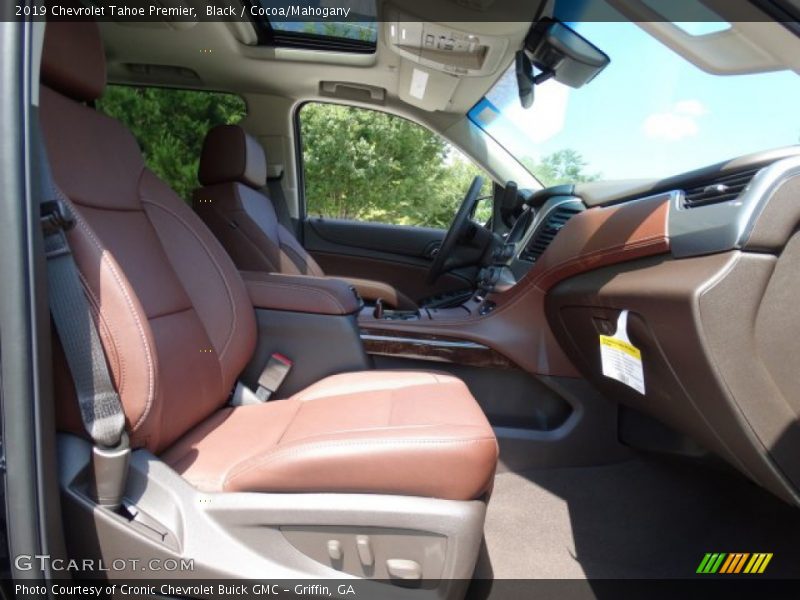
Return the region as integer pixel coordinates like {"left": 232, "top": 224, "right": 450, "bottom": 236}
{"left": 142, "top": 171, "right": 256, "bottom": 395}
{"left": 57, "top": 191, "right": 161, "bottom": 449}
{"left": 276, "top": 224, "right": 326, "bottom": 276}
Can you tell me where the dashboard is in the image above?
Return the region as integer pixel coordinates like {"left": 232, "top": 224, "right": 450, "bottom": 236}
{"left": 506, "top": 145, "right": 800, "bottom": 277}
{"left": 514, "top": 145, "right": 800, "bottom": 506}
{"left": 361, "top": 144, "right": 800, "bottom": 507}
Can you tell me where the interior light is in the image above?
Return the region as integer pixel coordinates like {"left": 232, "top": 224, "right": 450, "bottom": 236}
{"left": 673, "top": 22, "right": 731, "bottom": 36}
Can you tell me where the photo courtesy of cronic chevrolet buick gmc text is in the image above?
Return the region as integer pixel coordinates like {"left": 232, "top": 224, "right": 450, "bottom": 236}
{"left": 1, "top": 1, "right": 800, "bottom": 599}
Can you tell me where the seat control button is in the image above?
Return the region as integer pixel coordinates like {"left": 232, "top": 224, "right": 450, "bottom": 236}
{"left": 327, "top": 540, "right": 343, "bottom": 561}
{"left": 386, "top": 559, "right": 422, "bottom": 580}
{"left": 355, "top": 535, "right": 374, "bottom": 567}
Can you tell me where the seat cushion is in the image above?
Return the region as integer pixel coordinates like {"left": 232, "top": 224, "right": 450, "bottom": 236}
{"left": 162, "top": 371, "right": 498, "bottom": 500}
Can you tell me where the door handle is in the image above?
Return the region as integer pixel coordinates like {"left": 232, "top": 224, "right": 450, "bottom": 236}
{"left": 423, "top": 242, "right": 440, "bottom": 260}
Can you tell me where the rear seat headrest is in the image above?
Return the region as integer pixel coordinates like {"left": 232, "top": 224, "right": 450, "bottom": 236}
{"left": 198, "top": 125, "right": 267, "bottom": 189}
{"left": 42, "top": 21, "right": 106, "bottom": 102}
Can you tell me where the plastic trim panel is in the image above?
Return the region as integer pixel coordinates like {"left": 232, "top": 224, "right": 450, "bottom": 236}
{"left": 669, "top": 156, "right": 800, "bottom": 258}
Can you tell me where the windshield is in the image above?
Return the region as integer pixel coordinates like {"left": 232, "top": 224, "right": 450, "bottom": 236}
{"left": 469, "top": 21, "right": 800, "bottom": 186}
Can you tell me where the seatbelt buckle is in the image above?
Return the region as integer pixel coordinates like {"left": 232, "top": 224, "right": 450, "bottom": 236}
{"left": 41, "top": 199, "right": 76, "bottom": 259}
{"left": 230, "top": 381, "right": 263, "bottom": 407}
{"left": 40, "top": 199, "right": 75, "bottom": 235}
{"left": 256, "top": 353, "right": 293, "bottom": 401}
{"left": 91, "top": 432, "right": 130, "bottom": 512}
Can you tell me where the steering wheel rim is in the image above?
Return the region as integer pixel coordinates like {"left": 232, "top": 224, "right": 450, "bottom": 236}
{"left": 427, "top": 175, "right": 485, "bottom": 284}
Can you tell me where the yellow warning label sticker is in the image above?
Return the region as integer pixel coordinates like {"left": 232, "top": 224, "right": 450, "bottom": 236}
{"left": 599, "top": 310, "right": 645, "bottom": 395}
{"left": 599, "top": 335, "right": 642, "bottom": 360}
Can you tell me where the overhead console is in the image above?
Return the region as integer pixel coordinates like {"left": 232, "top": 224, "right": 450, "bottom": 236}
{"left": 381, "top": 4, "right": 514, "bottom": 111}
{"left": 383, "top": 16, "right": 509, "bottom": 77}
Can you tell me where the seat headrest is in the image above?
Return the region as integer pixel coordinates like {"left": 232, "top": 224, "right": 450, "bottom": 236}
{"left": 42, "top": 21, "right": 106, "bottom": 102}
{"left": 198, "top": 125, "right": 267, "bottom": 189}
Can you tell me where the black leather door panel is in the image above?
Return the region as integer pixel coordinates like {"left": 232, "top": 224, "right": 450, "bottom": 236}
{"left": 303, "top": 218, "right": 476, "bottom": 302}
{"left": 306, "top": 218, "right": 445, "bottom": 260}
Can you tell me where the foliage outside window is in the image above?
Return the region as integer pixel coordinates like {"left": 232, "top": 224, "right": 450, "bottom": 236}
{"left": 299, "top": 103, "right": 492, "bottom": 229}
{"left": 521, "top": 149, "right": 599, "bottom": 187}
{"left": 97, "top": 86, "right": 247, "bottom": 201}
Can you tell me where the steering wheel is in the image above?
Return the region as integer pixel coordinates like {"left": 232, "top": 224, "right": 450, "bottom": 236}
{"left": 427, "top": 176, "right": 485, "bottom": 283}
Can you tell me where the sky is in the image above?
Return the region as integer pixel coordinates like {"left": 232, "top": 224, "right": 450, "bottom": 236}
{"left": 473, "top": 20, "right": 800, "bottom": 181}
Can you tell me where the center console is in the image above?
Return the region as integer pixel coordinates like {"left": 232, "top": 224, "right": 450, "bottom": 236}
{"left": 358, "top": 192, "right": 672, "bottom": 378}
{"left": 239, "top": 271, "right": 370, "bottom": 397}
{"left": 365, "top": 260, "right": 518, "bottom": 323}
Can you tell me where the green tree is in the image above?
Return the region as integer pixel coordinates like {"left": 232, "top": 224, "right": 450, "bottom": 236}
{"left": 97, "top": 86, "right": 246, "bottom": 200}
{"left": 300, "top": 103, "right": 490, "bottom": 228}
{"left": 99, "top": 89, "right": 490, "bottom": 228}
{"left": 522, "top": 149, "right": 599, "bottom": 187}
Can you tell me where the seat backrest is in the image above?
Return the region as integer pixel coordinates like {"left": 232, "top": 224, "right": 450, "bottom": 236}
{"left": 40, "top": 22, "right": 256, "bottom": 454}
{"left": 194, "top": 125, "right": 324, "bottom": 277}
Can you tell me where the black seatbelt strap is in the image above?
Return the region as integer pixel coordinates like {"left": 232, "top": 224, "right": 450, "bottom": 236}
{"left": 42, "top": 194, "right": 130, "bottom": 511}
{"left": 265, "top": 166, "right": 296, "bottom": 236}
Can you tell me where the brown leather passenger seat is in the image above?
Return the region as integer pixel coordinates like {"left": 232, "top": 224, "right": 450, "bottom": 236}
{"left": 40, "top": 22, "right": 497, "bottom": 500}
{"left": 194, "top": 124, "right": 417, "bottom": 310}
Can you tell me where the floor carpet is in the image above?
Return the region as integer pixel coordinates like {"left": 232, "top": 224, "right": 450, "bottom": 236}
{"left": 475, "top": 456, "right": 800, "bottom": 580}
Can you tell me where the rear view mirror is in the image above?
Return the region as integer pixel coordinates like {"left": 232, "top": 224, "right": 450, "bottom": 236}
{"left": 515, "top": 51, "right": 535, "bottom": 109}
{"left": 524, "top": 19, "right": 610, "bottom": 90}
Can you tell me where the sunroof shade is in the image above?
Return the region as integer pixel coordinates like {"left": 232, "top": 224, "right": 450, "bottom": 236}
{"left": 248, "top": 1, "right": 378, "bottom": 52}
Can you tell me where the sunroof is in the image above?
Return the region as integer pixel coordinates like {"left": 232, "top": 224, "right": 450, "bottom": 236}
{"left": 246, "top": 1, "right": 378, "bottom": 53}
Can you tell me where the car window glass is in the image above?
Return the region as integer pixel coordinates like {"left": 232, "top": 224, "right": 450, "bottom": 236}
{"left": 97, "top": 86, "right": 247, "bottom": 201}
{"left": 298, "top": 102, "right": 492, "bottom": 228}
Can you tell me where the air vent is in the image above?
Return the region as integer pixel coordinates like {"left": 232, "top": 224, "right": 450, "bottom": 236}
{"left": 682, "top": 168, "right": 759, "bottom": 208}
{"left": 520, "top": 203, "right": 583, "bottom": 263}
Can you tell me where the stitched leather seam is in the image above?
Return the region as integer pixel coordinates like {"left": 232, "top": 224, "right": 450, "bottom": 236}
{"left": 224, "top": 436, "right": 497, "bottom": 488}
{"left": 141, "top": 197, "right": 239, "bottom": 362}
{"left": 148, "top": 305, "right": 195, "bottom": 321}
{"left": 283, "top": 423, "right": 482, "bottom": 444}
{"left": 60, "top": 191, "right": 156, "bottom": 432}
{"left": 274, "top": 403, "right": 303, "bottom": 446}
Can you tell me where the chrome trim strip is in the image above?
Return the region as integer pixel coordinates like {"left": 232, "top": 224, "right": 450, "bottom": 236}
{"left": 359, "top": 333, "right": 488, "bottom": 350}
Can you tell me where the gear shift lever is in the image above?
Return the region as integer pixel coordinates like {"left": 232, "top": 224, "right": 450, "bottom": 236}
{"left": 373, "top": 298, "right": 385, "bottom": 319}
